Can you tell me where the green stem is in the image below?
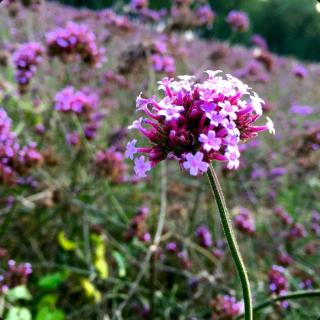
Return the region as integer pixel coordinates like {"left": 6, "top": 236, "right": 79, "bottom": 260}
{"left": 207, "top": 165, "right": 253, "bottom": 320}
{"left": 236, "top": 289, "right": 320, "bottom": 319}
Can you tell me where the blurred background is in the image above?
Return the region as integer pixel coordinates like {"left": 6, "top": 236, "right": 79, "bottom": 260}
{"left": 0, "top": 0, "right": 320, "bottom": 319}
{"left": 52, "top": 0, "right": 320, "bottom": 61}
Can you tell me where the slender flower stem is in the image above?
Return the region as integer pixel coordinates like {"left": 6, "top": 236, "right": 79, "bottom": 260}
{"left": 236, "top": 289, "right": 320, "bottom": 319}
{"left": 207, "top": 164, "right": 253, "bottom": 320}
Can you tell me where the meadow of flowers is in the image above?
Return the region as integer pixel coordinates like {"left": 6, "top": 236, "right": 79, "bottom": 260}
{"left": 0, "top": 0, "right": 319, "bottom": 319}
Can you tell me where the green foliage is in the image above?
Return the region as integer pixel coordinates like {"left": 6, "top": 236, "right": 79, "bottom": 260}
{"left": 6, "top": 307, "right": 32, "bottom": 320}
{"left": 112, "top": 251, "right": 127, "bottom": 278}
{"left": 35, "top": 307, "right": 64, "bottom": 320}
{"left": 35, "top": 295, "right": 65, "bottom": 320}
{"left": 6, "top": 286, "right": 32, "bottom": 303}
{"left": 38, "top": 272, "right": 69, "bottom": 290}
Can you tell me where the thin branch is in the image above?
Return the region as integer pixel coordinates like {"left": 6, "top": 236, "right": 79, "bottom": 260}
{"left": 114, "top": 162, "right": 167, "bottom": 318}
{"left": 236, "top": 289, "right": 320, "bottom": 319}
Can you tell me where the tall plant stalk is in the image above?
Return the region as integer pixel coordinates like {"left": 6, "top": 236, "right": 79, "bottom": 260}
{"left": 207, "top": 164, "right": 253, "bottom": 320}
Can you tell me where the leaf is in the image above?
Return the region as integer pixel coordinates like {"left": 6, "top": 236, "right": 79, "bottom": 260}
{"left": 35, "top": 306, "right": 64, "bottom": 320}
{"left": 6, "top": 285, "right": 32, "bottom": 302}
{"left": 38, "top": 272, "right": 68, "bottom": 290}
{"left": 94, "top": 254, "right": 109, "bottom": 280}
{"left": 91, "top": 234, "right": 108, "bottom": 279}
{"left": 80, "top": 278, "right": 101, "bottom": 303}
{"left": 112, "top": 251, "right": 126, "bottom": 278}
{"left": 37, "top": 294, "right": 58, "bottom": 308}
{"left": 57, "top": 231, "right": 77, "bottom": 251}
{"left": 6, "top": 307, "right": 32, "bottom": 320}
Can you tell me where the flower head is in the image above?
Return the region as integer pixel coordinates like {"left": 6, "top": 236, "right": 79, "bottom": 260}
{"left": 226, "top": 10, "right": 249, "bottom": 32}
{"left": 210, "top": 295, "right": 242, "bottom": 319}
{"left": 130, "top": 0, "right": 148, "bottom": 11}
{"left": 46, "top": 22, "right": 105, "bottom": 67}
{"left": 0, "top": 108, "right": 42, "bottom": 185}
{"left": 95, "top": 147, "right": 127, "bottom": 184}
{"left": 127, "top": 71, "right": 273, "bottom": 176}
{"left": 234, "top": 208, "right": 255, "bottom": 235}
{"left": 195, "top": 225, "right": 213, "bottom": 248}
{"left": 54, "top": 86, "right": 98, "bottom": 116}
{"left": 12, "top": 42, "right": 44, "bottom": 93}
{"left": 268, "top": 265, "right": 289, "bottom": 308}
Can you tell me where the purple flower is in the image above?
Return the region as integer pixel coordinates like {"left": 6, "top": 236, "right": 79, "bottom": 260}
{"left": 287, "top": 223, "right": 307, "bottom": 240}
{"left": 251, "top": 34, "right": 268, "bottom": 50}
{"left": 134, "top": 156, "right": 151, "bottom": 178}
{"left": 218, "top": 100, "right": 238, "bottom": 120}
{"left": 210, "top": 295, "right": 242, "bottom": 319}
{"left": 130, "top": 0, "right": 148, "bottom": 11}
{"left": 234, "top": 208, "right": 255, "bottom": 235}
{"left": 292, "top": 64, "right": 308, "bottom": 79}
{"left": 127, "top": 71, "right": 273, "bottom": 177}
{"left": 151, "top": 54, "right": 176, "bottom": 75}
{"left": 289, "top": 104, "right": 314, "bottom": 116}
{"left": 206, "top": 111, "right": 226, "bottom": 127}
{"left": 225, "top": 147, "right": 240, "bottom": 170}
{"left": 183, "top": 152, "right": 209, "bottom": 176}
{"left": 268, "top": 265, "right": 289, "bottom": 305}
{"left": 195, "top": 225, "right": 212, "bottom": 248}
{"left": 196, "top": 5, "right": 215, "bottom": 28}
{"left": 95, "top": 147, "right": 127, "bottom": 184}
{"left": 270, "top": 167, "right": 288, "bottom": 177}
{"left": 0, "top": 108, "right": 42, "bottom": 185}
{"left": 0, "top": 259, "right": 32, "bottom": 294}
{"left": 125, "top": 139, "right": 137, "bottom": 160}
{"left": 46, "top": 22, "right": 105, "bottom": 67}
{"left": 54, "top": 86, "right": 98, "bottom": 116}
{"left": 12, "top": 42, "right": 44, "bottom": 93}
{"left": 66, "top": 132, "right": 81, "bottom": 146}
{"left": 166, "top": 242, "right": 178, "bottom": 252}
{"left": 226, "top": 10, "right": 249, "bottom": 32}
{"left": 158, "top": 105, "right": 184, "bottom": 121}
{"left": 98, "top": 9, "right": 133, "bottom": 32}
{"left": 199, "top": 130, "right": 222, "bottom": 152}
{"left": 277, "top": 252, "right": 293, "bottom": 266}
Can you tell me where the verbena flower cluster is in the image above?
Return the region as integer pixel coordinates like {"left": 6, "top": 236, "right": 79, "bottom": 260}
{"left": 210, "top": 295, "right": 242, "bottom": 320}
{"left": 277, "top": 252, "right": 293, "bottom": 267}
{"left": 311, "top": 210, "right": 320, "bottom": 235}
{"left": 150, "top": 38, "right": 176, "bottom": 76}
{"left": 0, "top": 260, "right": 32, "bottom": 294}
{"left": 95, "top": 147, "right": 127, "bottom": 184}
{"left": 127, "top": 71, "right": 274, "bottom": 177}
{"left": 46, "top": 22, "right": 105, "bottom": 67}
{"left": 195, "top": 224, "right": 213, "bottom": 248}
{"left": 54, "top": 86, "right": 104, "bottom": 142}
{"left": 196, "top": 5, "right": 215, "bottom": 28}
{"left": 268, "top": 265, "right": 289, "bottom": 308}
{"left": 130, "top": 0, "right": 148, "bottom": 11}
{"left": 12, "top": 41, "right": 44, "bottom": 93}
{"left": 0, "top": 108, "right": 42, "bottom": 185}
{"left": 98, "top": 9, "right": 133, "bottom": 32}
{"left": 54, "top": 86, "right": 98, "bottom": 116}
{"left": 170, "top": 0, "right": 215, "bottom": 30}
{"left": 151, "top": 54, "right": 175, "bottom": 75}
{"left": 234, "top": 207, "right": 255, "bottom": 235}
{"left": 226, "top": 10, "right": 249, "bottom": 32}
